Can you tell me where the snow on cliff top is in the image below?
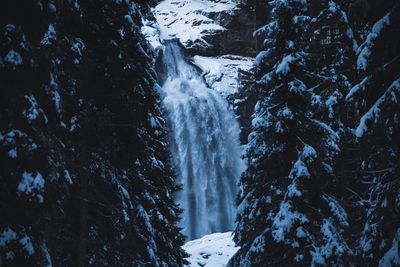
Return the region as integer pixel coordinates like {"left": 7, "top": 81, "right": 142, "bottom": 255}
{"left": 154, "top": 0, "right": 240, "bottom": 50}
{"left": 192, "top": 55, "right": 253, "bottom": 96}
{"left": 183, "top": 232, "right": 239, "bottom": 267}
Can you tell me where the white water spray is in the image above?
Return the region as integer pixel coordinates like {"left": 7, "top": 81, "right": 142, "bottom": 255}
{"left": 159, "top": 42, "right": 243, "bottom": 240}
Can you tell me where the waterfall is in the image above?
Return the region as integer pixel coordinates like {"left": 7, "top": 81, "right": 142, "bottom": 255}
{"left": 159, "top": 42, "right": 244, "bottom": 240}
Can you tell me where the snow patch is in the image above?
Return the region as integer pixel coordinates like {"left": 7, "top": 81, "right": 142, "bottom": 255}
{"left": 323, "top": 194, "right": 349, "bottom": 227}
{"left": 379, "top": 229, "right": 400, "bottom": 267}
{"left": 8, "top": 148, "right": 17, "bottom": 158}
{"left": 154, "top": 0, "right": 239, "bottom": 50}
{"left": 183, "top": 232, "right": 240, "bottom": 267}
{"left": 17, "top": 171, "right": 45, "bottom": 203}
{"left": 289, "top": 159, "right": 310, "bottom": 179}
{"left": 311, "top": 219, "right": 351, "bottom": 265}
{"left": 272, "top": 201, "right": 308, "bottom": 243}
{"left": 0, "top": 228, "right": 17, "bottom": 248}
{"left": 19, "top": 234, "right": 35, "bottom": 256}
{"left": 276, "top": 54, "right": 296, "bottom": 75}
{"left": 141, "top": 19, "right": 163, "bottom": 52}
{"left": 64, "top": 170, "right": 73, "bottom": 184}
{"left": 192, "top": 55, "right": 253, "bottom": 96}
{"left": 346, "top": 77, "right": 369, "bottom": 101}
{"left": 41, "top": 24, "right": 56, "bottom": 46}
{"left": 4, "top": 49, "right": 23, "bottom": 65}
{"left": 23, "top": 94, "right": 48, "bottom": 123}
{"left": 287, "top": 182, "right": 302, "bottom": 198}
{"left": 357, "top": 12, "right": 391, "bottom": 70}
{"left": 41, "top": 243, "right": 53, "bottom": 267}
{"left": 355, "top": 78, "right": 400, "bottom": 138}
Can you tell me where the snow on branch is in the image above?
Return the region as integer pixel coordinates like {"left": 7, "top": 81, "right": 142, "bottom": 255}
{"left": 272, "top": 201, "right": 308, "bottom": 243}
{"left": 379, "top": 229, "right": 400, "bottom": 267}
{"left": 276, "top": 54, "right": 299, "bottom": 75}
{"left": 355, "top": 78, "right": 400, "bottom": 138}
{"left": 357, "top": 12, "right": 391, "bottom": 70}
{"left": 346, "top": 77, "right": 369, "bottom": 101}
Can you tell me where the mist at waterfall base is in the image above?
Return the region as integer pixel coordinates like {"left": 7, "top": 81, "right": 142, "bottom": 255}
{"left": 157, "top": 42, "right": 244, "bottom": 240}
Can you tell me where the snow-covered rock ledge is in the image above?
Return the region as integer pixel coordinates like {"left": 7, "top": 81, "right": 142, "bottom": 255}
{"left": 154, "top": 0, "right": 242, "bottom": 54}
{"left": 183, "top": 232, "right": 240, "bottom": 267}
{"left": 141, "top": 23, "right": 254, "bottom": 98}
{"left": 192, "top": 55, "right": 253, "bottom": 97}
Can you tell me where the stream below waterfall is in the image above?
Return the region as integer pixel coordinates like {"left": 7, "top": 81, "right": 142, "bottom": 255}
{"left": 158, "top": 41, "right": 244, "bottom": 240}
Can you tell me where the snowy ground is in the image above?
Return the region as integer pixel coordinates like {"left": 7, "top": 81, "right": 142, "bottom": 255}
{"left": 192, "top": 55, "right": 253, "bottom": 96}
{"left": 183, "top": 232, "right": 240, "bottom": 267}
{"left": 154, "top": 0, "right": 240, "bottom": 50}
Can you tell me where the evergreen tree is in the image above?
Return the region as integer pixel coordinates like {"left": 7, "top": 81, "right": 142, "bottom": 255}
{"left": 0, "top": 1, "right": 187, "bottom": 266}
{"left": 346, "top": 2, "right": 400, "bottom": 265}
{"left": 230, "top": 1, "right": 355, "bottom": 265}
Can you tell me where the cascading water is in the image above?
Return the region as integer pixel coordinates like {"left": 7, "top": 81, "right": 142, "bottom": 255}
{"left": 158, "top": 41, "right": 244, "bottom": 240}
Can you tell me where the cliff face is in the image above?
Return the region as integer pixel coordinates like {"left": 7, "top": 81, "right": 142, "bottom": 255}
{"left": 148, "top": 0, "right": 264, "bottom": 145}
{"left": 153, "top": 0, "right": 263, "bottom": 57}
